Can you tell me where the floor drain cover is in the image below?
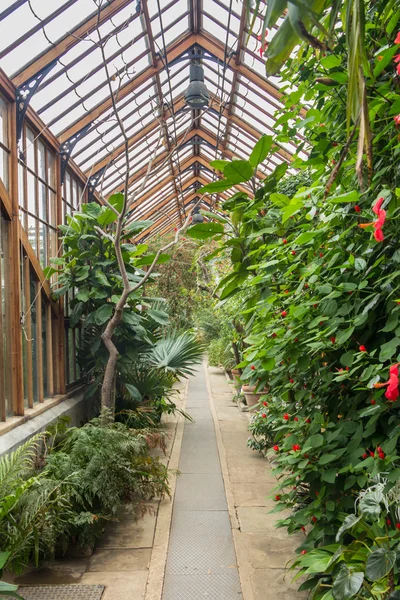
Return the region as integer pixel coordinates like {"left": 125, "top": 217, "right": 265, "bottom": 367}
{"left": 3, "top": 585, "right": 105, "bottom": 600}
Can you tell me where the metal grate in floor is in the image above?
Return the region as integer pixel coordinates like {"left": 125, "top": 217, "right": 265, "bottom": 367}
{"left": 3, "top": 585, "right": 105, "bottom": 600}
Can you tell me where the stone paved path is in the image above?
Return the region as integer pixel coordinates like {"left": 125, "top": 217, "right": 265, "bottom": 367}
{"left": 162, "top": 366, "right": 242, "bottom": 599}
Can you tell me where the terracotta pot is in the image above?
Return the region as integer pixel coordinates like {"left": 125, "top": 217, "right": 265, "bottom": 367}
{"left": 241, "top": 385, "right": 268, "bottom": 407}
{"left": 231, "top": 369, "right": 240, "bottom": 376}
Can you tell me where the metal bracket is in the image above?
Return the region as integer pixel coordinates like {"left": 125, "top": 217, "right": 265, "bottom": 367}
{"left": 87, "top": 167, "right": 107, "bottom": 202}
{"left": 167, "top": 44, "right": 236, "bottom": 68}
{"left": 60, "top": 122, "right": 93, "bottom": 184}
{"left": 181, "top": 134, "right": 216, "bottom": 150}
{"left": 16, "top": 60, "right": 57, "bottom": 145}
{"left": 182, "top": 161, "right": 213, "bottom": 175}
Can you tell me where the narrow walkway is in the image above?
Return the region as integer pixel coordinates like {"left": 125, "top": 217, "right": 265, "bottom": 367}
{"left": 162, "top": 366, "right": 242, "bottom": 599}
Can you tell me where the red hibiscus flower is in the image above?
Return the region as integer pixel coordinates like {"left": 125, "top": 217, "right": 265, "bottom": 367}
{"left": 257, "top": 32, "right": 269, "bottom": 57}
{"left": 359, "top": 197, "right": 386, "bottom": 242}
{"left": 283, "top": 413, "right": 290, "bottom": 420}
{"left": 394, "top": 115, "right": 400, "bottom": 125}
{"left": 273, "top": 445, "right": 279, "bottom": 452}
{"left": 292, "top": 444, "right": 301, "bottom": 451}
{"left": 275, "top": 494, "right": 281, "bottom": 501}
{"left": 262, "top": 413, "right": 267, "bottom": 418}
{"left": 359, "top": 345, "right": 367, "bottom": 352}
{"left": 395, "top": 32, "right": 400, "bottom": 44}
{"left": 281, "top": 311, "right": 287, "bottom": 317}
{"left": 354, "top": 205, "right": 361, "bottom": 213}
{"left": 251, "top": 365, "right": 255, "bottom": 370}
{"left": 374, "top": 363, "right": 400, "bottom": 402}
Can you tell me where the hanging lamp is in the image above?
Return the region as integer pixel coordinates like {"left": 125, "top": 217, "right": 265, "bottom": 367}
{"left": 184, "top": 63, "right": 210, "bottom": 108}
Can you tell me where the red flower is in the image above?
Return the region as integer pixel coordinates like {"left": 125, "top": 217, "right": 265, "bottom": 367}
{"left": 387, "top": 519, "right": 392, "bottom": 526}
{"left": 362, "top": 453, "right": 368, "bottom": 459}
{"left": 275, "top": 494, "right": 281, "bottom": 501}
{"left": 283, "top": 238, "right": 288, "bottom": 244}
{"left": 395, "top": 31, "right": 400, "bottom": 44}
{"left": 305, "top": 418, "right": 311, "bottom": 424}
{"left": 263, "top": 401, "right": 268, "bottom": 406}
{"left": 377, "top": 55, "right": 383, "bottom": 61}
{"left": 371, "top": 399, "right": 376, "bottom": 405}
{"left": 330, "top": 336, "right": 336, "bottom": 343}
{"left": 354, "top": 205, "right": 361, "bottom": 213}
{"left": 174, "top": 227, "right": 178, "bottom": 232}
{"left": 315, "top": 492, "right": 319, "bottom": 496}
{"left": 311, "top": 516, "right": 318, "bottom": 523}
{"left": 305, "top": 283, "right": 309, "bottom": 289}
{"left": 273, "top": 445, "right": 279, "bottom": 452}
{"left": 332, "top": 142, "right": 338, "bottom": 147}
{"left": 272, "top": 332, "right": 277, "bottom": 338}
{"left": 251, "top": 365, "right": 255, "bottom": 370}
{"left": 313, "top": 303, "right": 318, "bottom": 309}
{"left": 369, "top": 451, "right": 375, "bottom": 457}
{"left": 394, "top": 115, "right": 400, "bottom": 125}
{"left": 262, "top": 413, "right": 267, "bottom": 418}
{"left": 374, "top": 363, "right": 400, "bottom": 402}
{"left": 301, "top": 550, "right": 307, "bottom": 555}
{"left": 257, "top": 32, "right": 268, "bottom": 57}
{"left": 283, "top": 413, "right": 290, "bottom": 420}
{"left": 377, "top": 446, "right": 382, "bottom": 452}
{"left": 319, "top": 252, "right": 323, "bottom": 257}
{"left": 285, "top": 289, "right": 289, "bottom": 294}
{"left": 379, "top": 451, "right": 385, "bottom": 459}
{"left": 281, "top": 311, "right": 287, "bottom": 317}
{"left": 396, "top": 523, "right": 400, "bottom": 530}
{"left": 290, "top": 378, "right": 294, "bottom": 384}
{"left": 292, "top": 444, "right": 301, "bottom": 451}
{"left": 291, "top": 250, "right": 296, "bottom": 256}
{"left": 359, "top": 196, "right": 386, "bottom": 241}
{"left": 359, "top": 345, "right": 367, "bottom": 352}
{"left": 301, "top": 526, "right": 306, "bottom": 532}
{"left": 294, "top": 417, "right": 299, "bottom": 422}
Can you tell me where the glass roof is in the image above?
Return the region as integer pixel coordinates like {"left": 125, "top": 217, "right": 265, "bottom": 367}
{"left": 0, "top": 0, "right": 305, "bottom": 237}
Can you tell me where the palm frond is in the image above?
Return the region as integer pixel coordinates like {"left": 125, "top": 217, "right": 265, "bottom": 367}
{"left": 0, "top": 434, "right": 44, "bottom": 491}
{"left": 148, "top": 331, "right": 205, "bottom": 376}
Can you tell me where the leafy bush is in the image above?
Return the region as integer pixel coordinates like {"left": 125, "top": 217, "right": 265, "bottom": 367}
{"left": 0, "top": 413, "right": 170, "bottom": 572}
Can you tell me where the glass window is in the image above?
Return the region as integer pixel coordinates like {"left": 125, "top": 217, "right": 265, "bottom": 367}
{"left": 0, "top": 213, "right": 11, "bottom": 420}
{"left": 19, "top": 125, "right": 58, "bottom": 268}
{"left": 0, "top": 96, "right": 10, "bottom": 191}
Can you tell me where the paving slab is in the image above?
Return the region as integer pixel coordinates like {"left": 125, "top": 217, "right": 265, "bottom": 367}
{"left": 87, "top": 548, "right": 151, "bottom": 572}
{"left": 81, "top": 571, "right": 148, "bottom": 600}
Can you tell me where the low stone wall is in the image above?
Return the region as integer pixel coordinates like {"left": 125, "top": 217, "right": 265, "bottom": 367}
{"left": 0, "top": 391, "right": 96, "bottom": 456}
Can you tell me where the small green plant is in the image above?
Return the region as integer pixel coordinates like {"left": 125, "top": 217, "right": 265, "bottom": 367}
{"left": 291, "top": 477, "right": 400, "bottom": 599}
{"left": 0, "top": 553, "right": 22, "bottom": 598}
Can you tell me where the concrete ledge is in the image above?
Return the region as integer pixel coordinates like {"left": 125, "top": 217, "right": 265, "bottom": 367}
{"left": 0, "top": 392, "right": 95, "bottom": 456}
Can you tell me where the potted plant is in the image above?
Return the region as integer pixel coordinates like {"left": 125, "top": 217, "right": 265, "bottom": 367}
{"left": 241, "top": 384, "right": 268, "bottom": 407}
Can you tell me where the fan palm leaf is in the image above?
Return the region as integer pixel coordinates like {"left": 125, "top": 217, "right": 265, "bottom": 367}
{"left": 148, "top": 332, "right": 205, "bottom": 376}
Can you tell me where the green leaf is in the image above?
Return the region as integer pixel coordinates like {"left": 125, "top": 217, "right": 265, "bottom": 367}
{"left": 97, "top": 192, "right": 125, "bottom": 226}
{"left": 209, "top": 159, "right": 229, "bottom": 171}
{"left": 135, "top": 253, "right": 170, "bottom": 266}
{"left": 282, "top": 197, "right": 303, "bottom": 223}
{"left": 95, "top": 270, "right": 111, "bottom": 287}
{"left": 322, "top": 469, "right": 337, "bottom": 484}
{"left": 249, "top": 135, "right": 274, "bottom": 169}
{"left": 224, "top": 160, "right": 254, "bottom": 183}
{"left": 335, "top": 514, "right": 362, "bottom": 541}
{"left": 305, "top": 434, "right": 324, "bottom": 449}
{"left": 295, "top": 231, "right": 319, "bottom": 245}
{"left": 321, "top": 55, "right": 342, "bottom": 69}
{"left": 340, "top": 351, "right": 354, "bottom": 368}
{"left": 373, "top": 45, "right": 399, "bottom": 78}
{"left": 379, "top": 338, "right": 400, "bottom": 362}
{"left": 332, "top": 566, "right": 364, "bottom": 600}
{"left": 354, "top": 257, "right": 367, "bottom": 272}
{"left": 76, "top": 288, "right": 90, "bottom": 302}
{"left": 124, "top": 383, "right": 142, "bottom": 402}
{"left": 123, "top": 220, "right": 154, "bottom": 236}
{"left": 319, "top": 453, "right": 338, "bottom": 465}
{"left": 93, "top": 304, "right": 113, "bottom": 325}
{"left": 69, "top": 302, "right": 85, "bottom": 328}
{"left": 365, "top": 548, "right": 396, "bottom": 582}
{"left": 330, "top": 190, "right": 360, "bottom": 203}
{"left": 359, "top": 490, "right": 383, "bottom": 518}
{"left": 199, "top": 179, "right": 235, "bottom": 194}
{"left": 147, "top": 309, "right": 169, "bottom": 326}
{"left": 187, "top": 222, "right": 224, "bottom": 240}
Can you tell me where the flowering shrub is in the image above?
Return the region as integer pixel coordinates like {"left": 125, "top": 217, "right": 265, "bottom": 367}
{"left": 188, "top": 1, "right": 400, "bottom": 596}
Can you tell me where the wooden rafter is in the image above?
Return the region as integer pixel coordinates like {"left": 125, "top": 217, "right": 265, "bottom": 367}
{"left": 142, "top": 0, "right": 184, "bottom": 225}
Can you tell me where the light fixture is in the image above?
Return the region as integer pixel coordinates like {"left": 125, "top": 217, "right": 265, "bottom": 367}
{"left": 184, "top": 63, "right": 210, "bottom": 109}
{"left": 192, "top": 206, "right": 204, "bottom": 224}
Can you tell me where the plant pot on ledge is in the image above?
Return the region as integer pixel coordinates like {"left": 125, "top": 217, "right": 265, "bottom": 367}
{"left": 241, "top": 385, "right": 268, "bottom": 408}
